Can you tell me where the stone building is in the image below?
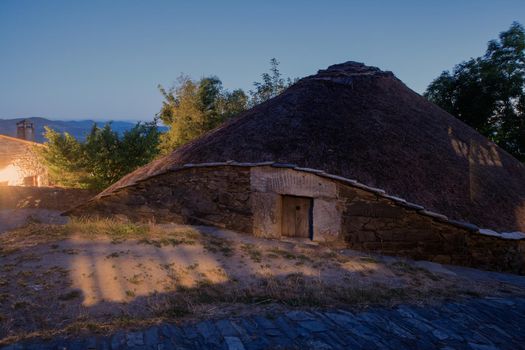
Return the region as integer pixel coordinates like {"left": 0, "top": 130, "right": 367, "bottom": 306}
{"left": 0, "top": 121, "right": 48, "bottom": 186}
{"left": 69, "top": 62, "right": 525, "bottom": 273}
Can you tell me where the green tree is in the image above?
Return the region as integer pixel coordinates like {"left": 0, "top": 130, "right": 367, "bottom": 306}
{"left": 425, "top": 22, "right": 525, "bottom": 161}
{"left": 157, "top": 59, "right": 296, "bottom": 153}
{"left": 40, "top": 121, "right": 160, "bottom": 189}
{"left": 157, "top": 76, "right": 247, "bottom": 153}
{"left": 39, "top": 127, "right": 89, "bottom": 188}
{"left": 249, "top": 58, "right": 296, "bottom": 106}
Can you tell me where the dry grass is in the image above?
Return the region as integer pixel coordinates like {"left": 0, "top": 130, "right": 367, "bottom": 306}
{"left": 0, "top": 270, "right": 509, "bottom": 345}
{"left": 156, "top": 274, "right": 412, "bottom": 315}
{"left": 1, "top": 219, "right": 524, "bottom": 345}
{"left": 0, "top": 218, "right": 202, "bottom": 255}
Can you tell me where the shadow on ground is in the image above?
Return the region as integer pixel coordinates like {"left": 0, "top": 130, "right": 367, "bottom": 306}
{"left": 1, "top": 222, "right": 525, "bottom": 345}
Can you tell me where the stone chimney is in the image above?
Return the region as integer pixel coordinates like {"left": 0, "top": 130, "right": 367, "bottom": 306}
{"left": 16, "top": 120, "right": 34, "bottom": 141}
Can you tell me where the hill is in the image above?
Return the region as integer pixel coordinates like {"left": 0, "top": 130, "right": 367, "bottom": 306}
{"left": 0, "top": 117, "right": 158, "bottom": 142}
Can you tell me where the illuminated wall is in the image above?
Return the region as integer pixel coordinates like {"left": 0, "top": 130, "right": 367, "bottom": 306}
{"left": 0, "top": 135, "right": 48, "bottom": 187}
{"left": 0, "top": 164, "right": 25, "bottom": 186}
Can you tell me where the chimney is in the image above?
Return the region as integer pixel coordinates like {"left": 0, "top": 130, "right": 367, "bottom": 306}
{"left": 16, "top": 120, "right": 34, "bottom": 141}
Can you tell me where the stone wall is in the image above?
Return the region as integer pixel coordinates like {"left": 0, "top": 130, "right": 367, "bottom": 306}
{"left": 69, "top": 163, "right": 525, "bottom": 274}
{"left": 73, "top": 166, "right": 253, "bottom": 233}
{"left": 0, "top": 186, "right": 97, "bottom": 210}
{"left": 0, "top": 136, "right": 48, "bottom": 186}
{"left": 340, "top": 185, "right": 525, "bottom": 273}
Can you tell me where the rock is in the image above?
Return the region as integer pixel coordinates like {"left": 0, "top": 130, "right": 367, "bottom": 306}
{"left": 126, "top": 332, "right": 144, "bottom": 347}
{"left": 224, "top": 336, "right": 246, "bottom": 350}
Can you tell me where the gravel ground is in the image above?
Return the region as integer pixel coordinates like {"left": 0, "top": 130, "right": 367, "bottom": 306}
{"left": 0, "top": 208, "right": 68, "bottom": 233}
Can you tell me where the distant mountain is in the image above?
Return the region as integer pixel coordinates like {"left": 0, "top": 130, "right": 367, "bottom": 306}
{"left": 0, "top": 117, "right": 165, "bottom": 143}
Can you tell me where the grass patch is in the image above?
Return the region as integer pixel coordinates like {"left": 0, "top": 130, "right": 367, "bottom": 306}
{"left": 126, "top": 274, "right": 143, "bottom": 285}
{"left": 160, "top": 302, "right": 192, "bottom": 318}
{"left": 202, "top": 237, "right": 234, "bottom": 257}
{"left": 106, "top": 252, "right": 121, "bottom": 259}
{"left": 241, "top": 244, "right": 263, "bottom": 263}
{"left": 0, "top": 224, "right": 68, "bottom": 255}
{"left": 147, "top": 273, "right": 437, "bottom": 319}
{"left": 66, "top": 218, "right": 150, "bottom": 243}
{"left": 264, "top": 249, "right": 313, "bottom": 263}
{"left": 0, "top": 218, "right": 151, "bottom": 253}
{"left": 0, "top": 219, "right": 204, "bottom": 256}
{"left": 138, "top": 236, "right": 196, "bottom": 248}
{"left": 320, "top": 251, "right": 338, "bottom": 260}
{"left": 390, "top": 261, "right": 441, "bottom": 281}
{"left": 267, "top": 248, "right": 298, "bottom": 260}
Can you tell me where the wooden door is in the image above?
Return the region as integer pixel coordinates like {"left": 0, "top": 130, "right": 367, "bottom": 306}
{"left": 281, "top": 195, "right": 312, "bottom": 238}
{"left": 23, "top": 176, "right": 36, "bottom": 186}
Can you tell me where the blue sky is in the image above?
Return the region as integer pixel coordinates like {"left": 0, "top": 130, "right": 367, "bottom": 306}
{"left": 1, "top": 0, "right": 524, "bottom": 121}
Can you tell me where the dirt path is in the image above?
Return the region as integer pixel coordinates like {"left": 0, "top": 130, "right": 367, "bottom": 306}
{"left": 0, "top": 208, "right": 67, "bottom": 233}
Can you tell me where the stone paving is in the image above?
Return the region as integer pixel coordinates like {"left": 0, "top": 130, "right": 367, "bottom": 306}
{"left": 2, "top": 296, "right": 525, "bottom": 349}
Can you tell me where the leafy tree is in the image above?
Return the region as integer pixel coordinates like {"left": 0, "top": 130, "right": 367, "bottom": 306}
{"left": 425, "top": 22, "right": 525, "bottom": 161}
{"left": 249, "top": 58, "right": 296, "bottom": 106}
{"left": 39, "top": 121, "right": 160, "bottom": 189}
{"left": 157, "top": 76, "right": 247, "bottom": 153}
{"left": 39, "top": 127, "right": 89, "bottom": 188}
{"left": 157, "top": 59, "right": 296, "bottom": 154}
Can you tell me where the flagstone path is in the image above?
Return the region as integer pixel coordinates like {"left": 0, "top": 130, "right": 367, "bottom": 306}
{"left": 2, "top": 296, "right": 525, "bottom": 350}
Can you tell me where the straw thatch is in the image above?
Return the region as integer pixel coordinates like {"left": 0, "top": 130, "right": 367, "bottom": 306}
{"left": 98, "top": 62, "right": 525, "bottom": 231}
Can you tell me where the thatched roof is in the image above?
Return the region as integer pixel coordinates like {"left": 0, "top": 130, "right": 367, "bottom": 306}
{"left": 98, "top": 61, "right": 525, "bottom": 232}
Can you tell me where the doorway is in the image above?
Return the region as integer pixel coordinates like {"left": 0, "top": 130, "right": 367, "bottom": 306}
{"left": 281, "top": 195, "right": 313, "bottom": 239}
{"left": 23, "top": 176, "right": 36, "bottom": 186}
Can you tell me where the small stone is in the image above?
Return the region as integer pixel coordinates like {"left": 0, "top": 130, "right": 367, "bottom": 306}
{"left": 298, "top": 320, "right": 328, "bottom": 332}
{"left": 196, "top": 321, "right": 217, "bottom": 339}
{"left": 215, "top": 320, "right": 239, "bottom": 337}
{"left": 264, "top": 328, "right": 282, "bottom": 337}
{"left": 111, "top": 331, "right": 126, "bottom": 349}
{"left": 305, "top": 340, "right": 333, "bottom": 350}
{"left": 286, "top": 311, "right": 314, "bottom": 321}
{"left": 432, "top": 329, "right": 449, "bottom": 340}
{"left": 467, "top": 343, "right": 499, "bottom": 350}
{"left": 325, "top": 312, "right": 353, "bottom": 327}
{"left": 253, "top": 316, "right": 276, "bottom": 330}
{"left": 273, "top": 316, "right": 300, "bottom": 339}
{"left": 420, "top": 210, "right": 448, "bottom": 221}
{"left": 401, "top": 202, "right": 425, "bottom": 210}
{"left": 126, "top": 331, "right": 145, "bottom": 347}
{"left": 144, "top": 327, "right": 159, "bottom": 346}
{"left": 224, "top": 336, "right": 246, "bottom": 350}
{"left": 181, "top": 326, "right": 199, "bottom": 339}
